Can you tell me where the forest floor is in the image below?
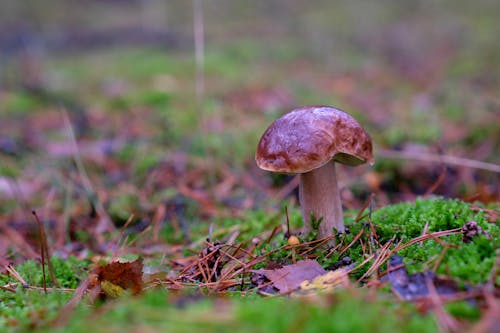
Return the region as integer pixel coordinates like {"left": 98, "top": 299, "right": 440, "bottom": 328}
{"left": 0, "top": 1, "right": 498, "bottom": 332}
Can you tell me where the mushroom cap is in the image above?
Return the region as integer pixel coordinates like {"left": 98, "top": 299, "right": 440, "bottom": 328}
{"left": 255, "top": 106, "right": 374, "bottom": 173}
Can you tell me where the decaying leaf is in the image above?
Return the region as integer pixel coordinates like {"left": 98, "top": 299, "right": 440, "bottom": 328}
{"left": 385, "top": 255, "right": 464, "bottom": 301}
{"left": 90, "top": 258, "right": 143, "bottom": 297}
{"left": 253, "top": 259, "right": 326, "bottom": 294}
{"left": 299, "top": 268, "right": 350, "bottom": 292}
{"left": 100, "top": 280, "right": 126, "bottom": 298}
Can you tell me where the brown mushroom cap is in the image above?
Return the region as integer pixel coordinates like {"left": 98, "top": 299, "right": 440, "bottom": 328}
{"left": 256, "top": 106, "right": 373, "bottom": 173}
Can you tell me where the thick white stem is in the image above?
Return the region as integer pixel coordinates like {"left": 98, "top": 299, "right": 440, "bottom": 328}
{"left": 299, "top": 161, "right": 344, "bottom": 240}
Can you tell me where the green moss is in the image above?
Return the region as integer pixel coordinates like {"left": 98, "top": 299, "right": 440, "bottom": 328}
{"left": 0, "top": 256, "right": 91, "bottom": 332}
{"left": 41, "top": 289, "right": 437, "bottom": 333}
{"left": 0, "top": 256, "right": 89, "bottom": 289}
{"left": 215, "top": 197, "right": 498, "bottom": 286}
{"left": 369, "top": 197, "right": 498, "bottom": 283}
{"left": 445, "top": 301, "right": 481, "bottom": 320}
{"left": 278, "top": 197, "right": 499, "bottom": 285}
{"left": 0, "top": 288, "right": 71, "bottom": 331}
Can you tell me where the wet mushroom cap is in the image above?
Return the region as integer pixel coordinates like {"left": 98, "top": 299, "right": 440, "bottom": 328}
{"left": 256, "top": 106, "right": 373, "bottom": 173}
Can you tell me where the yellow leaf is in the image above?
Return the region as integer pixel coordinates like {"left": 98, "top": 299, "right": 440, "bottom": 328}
{"left": 299, "top": 269, "right": 349, "bottom": 292}
{"left": 101, "top": 280, "right": 126, "bottom": 298}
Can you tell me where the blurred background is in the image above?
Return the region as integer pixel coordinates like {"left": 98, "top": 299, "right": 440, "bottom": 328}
{"left": 0, "top": 0, "right": 498, "bottom": 238}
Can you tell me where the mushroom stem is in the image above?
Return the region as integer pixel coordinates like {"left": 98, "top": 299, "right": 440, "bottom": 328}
{"left": 299, "top": 161, "right": 344, "bottom": 241}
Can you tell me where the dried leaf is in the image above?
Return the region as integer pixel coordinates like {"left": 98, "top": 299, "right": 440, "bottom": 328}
{"left": 253, "top": 259, "right": 325, "bottom": 294}
{"left": 101, "top": 280, "right": 126, "bottom": 298}
{"left": 299, "top": 269, "right": 350, "bottom": 292}
{"left": 92, "top": 258, "right": 143, "bottom": 296}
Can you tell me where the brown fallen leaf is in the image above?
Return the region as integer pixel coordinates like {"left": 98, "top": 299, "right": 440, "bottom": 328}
{"left": 90, "top": 258, "right": 144, "bottom": 297}
{"left": 253, "top": 259, "right": 326, "bottom": 294}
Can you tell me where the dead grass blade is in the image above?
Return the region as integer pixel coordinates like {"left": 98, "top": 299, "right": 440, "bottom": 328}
{"left": 424, "top": 164, "right": 446, "bottom": 196}
{"left": 1, "top": 282, "right": 75, "bottom": 293}
{"left": 3, "top": 263, "right": 28, "bottom": 286}
{"left": 355, "top": 193, "right": 375, "bottom": 222}
{"left": 393, "top": 228, "right": 463, "bottom": 253}
{"left": 0, "top": 226, "right": 39, "bottom": 259}
{"left": 469, "top": 290, "right": 500, "bottom": 333}
{"left": 112, "top": 213, "right": 135, "bottom": 260}
{"left": 51, "top": 276, "right": 92, "bottom": 328}
{"left": 32, "top": 211, "right": 60, "bottom": 290}
{"left": 338, "top": 229, "right": 365, "bottom": 258}
{"left": 61, "top": 108, "right": 115, "bottom": 236}
{"left": 0, "top": 283, "right": 17, "bottom": 292}
{"left": 425, "top": 277, "right": 461, "bottom": 333}
{"left": 356, "top": 239, "right": 395, "bottom": 282}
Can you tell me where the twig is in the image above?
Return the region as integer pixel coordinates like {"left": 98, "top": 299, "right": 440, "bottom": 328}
{"left": 61, "top": 108, "right": 114, "bottom": 234}
{"left": 217, "top": 255, "right": 266, "bottom": 283}
{"left": 35, "top": 212, "right": 47, "bottom": 293}
{"left": 2, "top": 283, "right": 75, "bottom": 293}
{"left": 284, "top": 206, "right": 291, "bottom": 237}
{"left": 225, "top": 242, "right": 257, "bottom": 259}
{"left": 324, "top": 241, "right": 344, "bottom": 259}
{"left": 112, "top": 213, "right": 135, "bottom": 260}
{"left": 197, "top": 259, "right": 211, "bottom": 284}
{"left": 377, "top": 148, "right": 500, "bottom": 173}
{"left": 408, "top": 289, "right": 489, "bottom": 304}
{"left": 265, "top": 225, "right": 283, "bottom": 245}
{"left": 189, "top": 225, "right": 240, "bottom": 249}
{"left": 192, "top": 0, "right": 205, "bottom": 102}
{"left": 469, "top": 290, "right": 499, "bottom": 333}
{"left": 393, "top": 228, "right": 463, "bottom": 253}
{"left": 424, "top": 164, "right": 446, "bottom": 196}
{"left": 4, "top": 263, "right": 28, "bottom": 286}
{"left": 52, "top": 276, "right": 92, "bottom": 328}
{"left": 338, "top": 229, "right": 364, "bottom": 258}
{"left": 425, "top": 277, "right": 461, "bottom": 333}
{"left": 357, "top": 239, "right": 395, "bottom": 282}
{"left": 0, "top": 283, "right": 17, "bottom": 293}
{"left": 419, "top": 222, "right": 429, "bottom": 247}
{"left": 432, "top": 246, "right": 450, "bottom": 272}
{"left": 355, "top": 193, "right": 375, "bottom": 222}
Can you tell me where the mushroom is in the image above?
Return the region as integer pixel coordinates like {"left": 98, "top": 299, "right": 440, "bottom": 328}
{"left": 255, "top": 106, "right": 373, "bottom": 241}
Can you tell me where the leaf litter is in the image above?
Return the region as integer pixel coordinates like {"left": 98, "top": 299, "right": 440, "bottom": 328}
{"left": 252, "top": 259, "right": 326, "bottom": 294}
{"left": 1, "top": 197, "right": 498, "bottom": 332}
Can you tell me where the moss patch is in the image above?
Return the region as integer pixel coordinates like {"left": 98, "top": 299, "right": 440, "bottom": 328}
{"left": 44, "top": 289, "right": 437, "bottom": 333}
{"left": 0, "top": 256, "right": 90, "bottom": 331}
{"left": 370, "top": 197, "right": 498, "bottom": 284}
